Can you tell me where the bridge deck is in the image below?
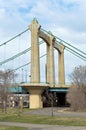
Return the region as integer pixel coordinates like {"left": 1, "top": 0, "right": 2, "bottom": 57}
{"left": 20, "top": 83, "right": 71, "bottom": 89}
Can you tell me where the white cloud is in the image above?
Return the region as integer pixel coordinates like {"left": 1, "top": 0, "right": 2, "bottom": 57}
{"left": 0, "top": 0, "right": 86, "bottom": 82}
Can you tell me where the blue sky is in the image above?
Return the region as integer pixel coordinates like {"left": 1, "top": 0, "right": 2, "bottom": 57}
{"left": 0, "top": 0, "right": 86, "bottom": 43}
{"left": 0, "top": 0, "right": 86, "bottom": 83}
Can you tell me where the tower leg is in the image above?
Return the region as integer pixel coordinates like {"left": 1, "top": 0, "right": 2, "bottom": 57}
{"left": 58, "top": 45, "right": 65, "bottom": 85}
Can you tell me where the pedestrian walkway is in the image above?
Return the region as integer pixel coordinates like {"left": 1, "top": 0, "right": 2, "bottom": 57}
{"left": 0, "top": 122, "right": 86, "bottom": 130}
{"left": 24, "top": 107, "right": 86, "bottom": 117}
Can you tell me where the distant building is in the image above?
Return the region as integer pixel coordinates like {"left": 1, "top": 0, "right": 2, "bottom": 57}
{"left": 8, "top": 86, "right": 29, "bottom": 108}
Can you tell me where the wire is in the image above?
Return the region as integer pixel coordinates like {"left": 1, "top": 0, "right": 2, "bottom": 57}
{"left": 42, "top": 28, "right": 86, "bottom": 60}
{"left": 55, "top": 39, "right": 86, "bottom": 60}
{"left": 0, "top": 27, "right": 86, "bottom": 68}
{"left": 42, "top": 28, "right": 86, "bottom": 56}
{"left": 13, "top": 54, "right": 46, "bottom": 71}
{"left": 65, "top": 48, "right": 86, "bottom": 61}
{"left": 0, "top": 48, "right": 30, "bottom": 65}
{"left": 55, "top": 36, "right": 86, "bottom": 56}
{"left": 0, "top": 40, "right": 44, "bottom": 65}
{"left": 65, "top": 45, "right": 86, "bottom": 60}
{"left": 56, "top": 39, "right": 86, "bottom": 61}
{"left": 0, "top": 28, "right": 29, "bottom": 47}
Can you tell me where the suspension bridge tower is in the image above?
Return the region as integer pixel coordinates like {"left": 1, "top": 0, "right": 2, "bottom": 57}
{"left": 21, "top": 18, "right": 66, "bottom": 109}
{"left": 21, "top": 19, "right": 49, "bottom": 109}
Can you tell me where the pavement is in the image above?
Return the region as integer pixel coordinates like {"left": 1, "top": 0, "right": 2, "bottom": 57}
{"left": 0, "top": 122, "right": 86, "bottom": 130}
{"left": 24, "top": 107, "right": 86, "bottom": 117}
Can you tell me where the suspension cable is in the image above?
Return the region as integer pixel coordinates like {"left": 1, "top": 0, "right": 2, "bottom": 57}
{"left": 56, "top": 40, "right": 86, "bottom": 60}
{"left": 0, "top": 28, "right": 29, "bottom": 47}
{"left": 65, "top": 48, "right": 86, "bottom": 61}
{"left": 13, "top": 54, "right": 46, "bottom": 71}
{"left": 42, "top": 28, "right": 86, "bottom": 56}
{"left": 0, "top": 48, "right": 30, "bottom": 65}
{"left": 65, "top": 45, "right": 86, "bottom": 60}
{"left": 0, "top": 40, "right": 44, "bottom": 65}
{"left": 0, "top": 27, "right": 86, "bottom": 68}
{"left": 55, "top": 36, "right": 86, "bottom": 56}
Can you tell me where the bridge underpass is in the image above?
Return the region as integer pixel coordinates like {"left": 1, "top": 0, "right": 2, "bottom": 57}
{"left": 47, "top": 87, "right": 69, "bottom": 107}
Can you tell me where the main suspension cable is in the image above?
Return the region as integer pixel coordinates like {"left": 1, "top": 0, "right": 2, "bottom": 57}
{"left": 56, "top": 40, "right": 86, "bottom": 60}
{"left": 55, "top": 36, "right": 86, "bottom": 56}
{"left": 0, "top": 40, "right": 44, "bottom": 65}
{"left": 65, "top": 48, "right": 86, "bottom": 61}
{"left": 42, "top": 28, "right": 86, "bottom": 56}
{"left": 0, "top": 28, "right": 29, "bottom": 47}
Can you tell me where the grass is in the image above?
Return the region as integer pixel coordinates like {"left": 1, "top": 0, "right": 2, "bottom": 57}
{"left": 0, "top": 125, "right": 27, "bottom": 130}
{"left": 0, "top": 108, "right": 86, "bottom": 126}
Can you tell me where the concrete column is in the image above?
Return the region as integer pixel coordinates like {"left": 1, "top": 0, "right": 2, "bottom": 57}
{"left": 29, "top": 89, "right": 42, "bottom": 109}
{"left": 46, "top": 35, "right": 55, "bottom": 87}
{"left": 58, "top": 45, "right": 65, "bottom": 85}
{"left": 29, "top": 19, "right": 40, "bottom": 83}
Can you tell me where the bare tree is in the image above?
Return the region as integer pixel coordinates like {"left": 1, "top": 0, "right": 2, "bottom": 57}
{"left": 42, "top": 88, "right": 57, "bottom": 116}
{"left": 0, "top": 69, "right": 17, "bottom": 113}
{"left": 67, "top": 65, "right": 86, "bottom": 111}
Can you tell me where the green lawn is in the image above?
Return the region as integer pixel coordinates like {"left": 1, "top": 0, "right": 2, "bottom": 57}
{"left": 0, "top": 108, "right": 86, "bottom": 126}
{"left": 0, "top": 125, "right": 27, "bottom": 130}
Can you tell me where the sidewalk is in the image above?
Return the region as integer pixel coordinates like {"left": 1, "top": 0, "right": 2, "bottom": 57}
{"left": 0, "top": 122, "right": 86, "bottom": 130}
{"left": 24, "top": 107, "right": 86, "bottom": 117}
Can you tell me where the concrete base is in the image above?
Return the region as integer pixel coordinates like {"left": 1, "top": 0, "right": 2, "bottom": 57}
{"left": 21, "top": 83, "right": 49, "bottom": 109}
{"left": 29, "top": 89, "right": 42, "bottom": 109}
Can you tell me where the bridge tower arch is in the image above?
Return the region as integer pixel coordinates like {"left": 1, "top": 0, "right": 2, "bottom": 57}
{"left": 39, "top": 30, "right": 55, "bottom": 87}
